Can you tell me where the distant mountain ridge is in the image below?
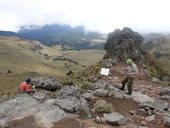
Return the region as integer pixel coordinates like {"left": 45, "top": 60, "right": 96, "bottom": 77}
{"left": 0, "top": 24, "right": 106, "bottom": 50}
{"left": 18, "top": 24, "right": 106, "bottom": 50}
{"left": 0, "top": 31, "right": 18, "bottom": 36}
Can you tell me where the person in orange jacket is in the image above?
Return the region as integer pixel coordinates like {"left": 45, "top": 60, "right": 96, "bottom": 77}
{"left": 19, "top": 78, "right": 34, "bottom": 93}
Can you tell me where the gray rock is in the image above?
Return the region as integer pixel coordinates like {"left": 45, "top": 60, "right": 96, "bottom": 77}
{"left": 163, "top": 115, "right": 170, "bottom": 127}
{"left": 155, "top": 109, "right": 167, "bottom": 117}
{"left": 105, "top": 84, "right": 115, "bottom": 90}
{"left": 132, "top": 91, "right": 154, "bottom": 103}
{"left": 95, "top": 116, "right": 102, "bottom": 123}
{"left": 107, "top": 90, "right": 115, "bottom": 97}
{"left": 113, "top": 89, "right": 124, "bottom": 99}
{"left": 141, "top": 121, "right": 147, "bottom": 126}
{"left": 139, "top": 100, "right": 169, "bottom": 111}
{"left": 0, "top": 95, "right": 9, "bottom": 103}
{"left": 55, "top": 96, "right": 80, "bottom": 113}
{"left": 94, "top": 88, "right": 108, "bottom": 97}
{"left": 147, "top": 109, "right": 153, "bottom": 116}
{"left": 56, "top": 86, "right": 79, "bottom": 97}
{"left": 32, "top": 77, "right": 61, "bottom": 91}
{"left": 152, "top": 77, "right": 160, "bottom": 84}
{"left": 145, "top": 115, "right": 155, "bottom": 123}
{"left": 137, "top": 109, "right": 147, "bottom": 115}
{"left": 33, "top": 102, "right": 69, "bottom": 128}
{"left": 89, "top": 82, "right": 104, "bottom": 91}
{"left": 0, "top": 94, "right": 38, "bottom": 119}
{"left": 123, "top": 94, "right": 133, "bottom": 99}
{"left": 112, "top": 83, "right": 122, "bottom": 89}
{"left": 103, "top": 112, "right": 128, "bottom": 126}
{"left": 0, "top": 119, "right": 8, "bottom": 128}
{"left": 160, "top": 87, "right": 170, "bottom": 96}
{"left": 0, "top": 94, "right": 69, "bottom": 128}
{"left": 129, "top": 110, "right": 137, "bottom": 116}
{"left": 160, "top": 95, "right": 170, "bottom": 100}
{"left": 82, "top": 92, "right": 94, "bottom": 100}
{"left": 33, "top": 92, "right": 46, "bottom": 101}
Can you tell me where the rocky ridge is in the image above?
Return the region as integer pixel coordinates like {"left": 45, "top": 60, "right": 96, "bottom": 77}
{"left": 0, "top": 75, "right": 170, "bottom": 128}
{"left": 104, "top": 27, "right": 144, "bottom": 61}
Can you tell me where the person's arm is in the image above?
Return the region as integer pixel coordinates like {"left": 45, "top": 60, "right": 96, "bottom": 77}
{"left": 25, "top": 84, "right": 32, "bottom": 92}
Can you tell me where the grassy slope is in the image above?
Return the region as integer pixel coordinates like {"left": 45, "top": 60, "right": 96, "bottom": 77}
{"left": 0, "top": 36, "right": 64, "bottom": 76}
{"left": 60, "top": 49, "right": 105, "bottom": 66}
{"left": 0, "top": 36, "right": 105, "bottom": 96}
{"left": 146, "top": 37, "right": 170, "bottom": 72}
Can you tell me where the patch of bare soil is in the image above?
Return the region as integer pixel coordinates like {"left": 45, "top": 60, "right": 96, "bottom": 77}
{"left": 7, "top": 116, "right": 39, "bottom": 128}
{"left": 89, "top": 97, "right": 139, "bottom": 117}
{"left": 108, "top": 98, "right": 139, "bottom": 116}
{"left": 53, "top": 118, "right": 85, "bottom": 128}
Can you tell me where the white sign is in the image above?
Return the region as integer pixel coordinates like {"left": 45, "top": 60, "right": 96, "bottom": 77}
{"left": 100, "top": 68, "right": 110, "bottom": 76}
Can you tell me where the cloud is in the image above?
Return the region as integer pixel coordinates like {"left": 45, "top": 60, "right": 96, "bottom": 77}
{"left": 0, "top": 0, "right": 170, "bottom": 33}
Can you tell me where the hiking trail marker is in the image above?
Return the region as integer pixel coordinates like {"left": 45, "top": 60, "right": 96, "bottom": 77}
{"left": 100, "top": 68, "right": 110, "bottom": 76}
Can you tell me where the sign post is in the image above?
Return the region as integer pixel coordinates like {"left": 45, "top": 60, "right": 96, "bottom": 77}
{"left": 100, "top": 68, "right": 110, "bottom": 84}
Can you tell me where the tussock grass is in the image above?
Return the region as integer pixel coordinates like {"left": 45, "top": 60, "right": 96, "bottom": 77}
{"left": 94, "top": 99, "right": 113, "bottom": 113}
{"left": 144, "top": 53, "right": 170, "bottom": 80}
{"left": 0, "top": 73, "right": 31, "bottom": 96}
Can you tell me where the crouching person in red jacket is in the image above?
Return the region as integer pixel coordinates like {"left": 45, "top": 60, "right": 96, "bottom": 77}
{"left": 19, "top": 78, "right": 35, "bottom": 93}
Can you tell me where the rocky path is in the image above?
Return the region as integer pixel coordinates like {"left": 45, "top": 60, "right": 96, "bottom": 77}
{"left": 0, "top": 76, "right": 170, "bottom": 128}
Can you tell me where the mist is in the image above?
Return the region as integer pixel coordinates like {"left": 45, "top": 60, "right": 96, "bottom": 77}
{"left": 0, "top": 0, "right": 170, "bottom": 33}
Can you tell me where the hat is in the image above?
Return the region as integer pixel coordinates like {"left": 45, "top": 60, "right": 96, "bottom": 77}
{"left": 126, "top": 59, "right": 133, "bottom": 65}
{"left": 26, "top": 78, "right": 31, "bottom": 84}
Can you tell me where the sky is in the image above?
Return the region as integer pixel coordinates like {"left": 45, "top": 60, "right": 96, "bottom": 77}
{"left": 0, "top": 0, "right": 170, "bottom": 33}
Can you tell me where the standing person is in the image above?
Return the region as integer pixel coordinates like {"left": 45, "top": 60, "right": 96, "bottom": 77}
{"left": 19, "top": 78, "right": 34, "bottom": 93}
{"left": 119, "top": 59, "right": 139, "bottom": 95}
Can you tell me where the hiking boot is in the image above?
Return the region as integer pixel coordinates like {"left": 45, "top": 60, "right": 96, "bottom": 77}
{"left": 125, "top": 92, "right": 132, "bottom": 95}
{"left": 119, "top": 87, "right": 124, "bottom": 91}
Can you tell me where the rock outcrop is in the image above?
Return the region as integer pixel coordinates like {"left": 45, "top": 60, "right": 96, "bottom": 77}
{"left": 32, "top": 77, "right": 61, "bottom": 91}
{"left": 103, "top": 112, "right": 128, "bottom": 126}
{"left": 104, "top": 27, "right": 144, "bottom": 61}
{"left": 0, "top": 79, "right": 170, "bottom": 128}
{"left": 0, "top": 94, "right": 70, "bottom": 128}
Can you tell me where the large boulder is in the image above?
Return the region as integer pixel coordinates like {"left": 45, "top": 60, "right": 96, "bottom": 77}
{"left": 94, "top": 88, "right": 108, "bottom": 97}
{"left": 55, "top": 96, "right": 81, "bottom": 113}
{"left": 103, "top": 112, "right": 128, "bottom": 126}
{"left": 139, "top": 100, "right": 169, "bottom": 111}
{"left": 163, "top": 114, "right": 170, "bottom": 127}
{"left": 132, "top": 91, "right": 154, "bottom": 103}
{"left": 160, "top": 87, "right": 170, "bottom": 96}
{"left": 104, "top": 27, "right": 144, "bottom": 61}
{"left": 82, "top": 92, "right": 94, "bottom": 101}
{"left": 0, "top": 94, "right": 69, "bottom": 128}
{"left": 32, "top": 77, "right": 61, "bottom": 91}
{"left": 32, "top": 92, "right": 47, "bottom": 101}
{"left": 56, "top": 86, "right": 79, "bottom": 97}
{"left": 0, "top": 94, "right": 38, "bottom": 119}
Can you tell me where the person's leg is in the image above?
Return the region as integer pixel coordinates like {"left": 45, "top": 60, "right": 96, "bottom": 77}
{"left": 120, "top": 76, "right": 128, "bottom": 90}
{"left": 127, "top": 77, "right": 134, "bottom": 95}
